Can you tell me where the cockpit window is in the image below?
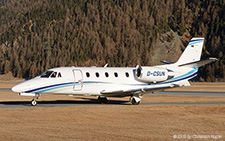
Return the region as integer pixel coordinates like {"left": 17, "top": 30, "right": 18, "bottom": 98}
{"left": 40, "top": 71, "right": 53, "bottom": 78}
{"left": 51, "top": 72, "right": 57, "bottom": 78}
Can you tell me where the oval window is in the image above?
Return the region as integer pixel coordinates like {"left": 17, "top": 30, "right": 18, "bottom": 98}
{"left": 114, "top": 72, "right": 118, "bottom": 77}
{"left": 105, "top": 72, "right": 109, "bottom": 77}
{"left": 96, "top": 72, "right": 100, "bottom": 77}
{"left": 86, "top": 72, "right": 90, "bottom": 77}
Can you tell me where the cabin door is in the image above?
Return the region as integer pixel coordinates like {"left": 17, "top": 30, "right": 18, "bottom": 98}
{"left": 72, "top": 69, "right": 83, "bottom": 91}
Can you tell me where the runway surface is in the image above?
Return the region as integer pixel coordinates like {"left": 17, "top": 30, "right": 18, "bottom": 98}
{"left": 155, "top": 91, "right": 225, "bottom": 96}
{"left": 1, "top": 99, "right": 225, "bottom": 109}
{"left": 0, "top": 88, "right": 11, "bottom": 91}
{"left": 0, "top": 88, "right": 224, "bottom": 108}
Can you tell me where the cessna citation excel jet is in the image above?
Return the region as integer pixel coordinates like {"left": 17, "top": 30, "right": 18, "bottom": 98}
{"left": 12, "top": 37, "right": 217, "bottom": 106}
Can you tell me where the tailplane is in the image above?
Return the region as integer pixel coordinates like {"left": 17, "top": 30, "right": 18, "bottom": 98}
{"left": 178, "top": 58, "right": 217, "bottom": 67}
{"left": 176, "top": 38, "right": 204, "bottom": 65}
{"left": 162, "top": 37, "right": 217, "bottom": 85}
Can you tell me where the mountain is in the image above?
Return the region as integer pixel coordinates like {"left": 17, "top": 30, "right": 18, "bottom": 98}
{"left": 0, "top": 0, "right": 224, "bottom": 81}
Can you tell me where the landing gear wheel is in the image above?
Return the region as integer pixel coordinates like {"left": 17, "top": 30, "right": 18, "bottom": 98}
{"left": 130, "top": 96, "right": 141, "bottom": 105}
{"left": 30, "top": 94, "right": 40, "bottom": 106}
{"left": 98, "top": 96, "right": 108, "bottom": 104}
{"left": 31, "top": 99, "right": 37, "bottom": 106}
{"left": 131, "top": 98, "right": 140, "bottom": 105}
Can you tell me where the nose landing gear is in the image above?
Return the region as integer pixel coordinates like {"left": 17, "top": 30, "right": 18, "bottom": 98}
{"left": 31, "top": 94, "right": 40, "bottom": 106}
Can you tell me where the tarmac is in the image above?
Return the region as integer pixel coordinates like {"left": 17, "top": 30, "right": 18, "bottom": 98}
{"left": 0, "top": 87, "right": 224, "bottom": 108}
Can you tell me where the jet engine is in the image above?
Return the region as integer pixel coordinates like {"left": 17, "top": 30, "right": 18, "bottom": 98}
{"left": 135, "top": 66, "right": 168, "bottom": 83}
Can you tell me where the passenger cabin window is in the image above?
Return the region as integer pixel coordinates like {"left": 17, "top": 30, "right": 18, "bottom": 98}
{"left": 51, "top": 72, "right": 57, "bottom": 78}
{"left": 114, "top": 72, "right": 118, "bottom": 77}
{"left": 40, "top": 71, "right": 53, "bottom": 78}
{"left": 96, "top": 72, "right": 99, "bottom": 77}
{"left": 86, "top": 72, "right": 90, "bottom": 77}
{"left": 58, "top": 72, "right": 62, "bottom": 77}
{"left": 125, "top": 72, "right": 129, "bottom": 77}
{"left": 105, "top": 72, "right": 109, "bottom": 77}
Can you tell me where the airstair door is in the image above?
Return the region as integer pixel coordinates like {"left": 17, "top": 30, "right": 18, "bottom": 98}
{"left": 72, "top": 69, "right": 83, "bottom": 91}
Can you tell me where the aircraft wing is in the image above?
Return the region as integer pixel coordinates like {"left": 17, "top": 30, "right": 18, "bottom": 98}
{"left": 100, "top": 84, "right": 180, "bottom": 97}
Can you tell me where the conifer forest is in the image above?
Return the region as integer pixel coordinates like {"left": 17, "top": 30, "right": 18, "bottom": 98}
{"left": 0, "top": 0, "right": 224, "bottom": 81}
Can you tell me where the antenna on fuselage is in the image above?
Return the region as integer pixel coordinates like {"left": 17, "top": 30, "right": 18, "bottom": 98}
{"left": 104, "top": 63, "right": 108, "bottom": 68}
{"left": 136, "top": 65, "right": 139, "bottom": 69}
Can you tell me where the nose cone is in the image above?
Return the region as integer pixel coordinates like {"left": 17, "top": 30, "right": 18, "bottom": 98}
{"left": 11, "top": 79, "right": 39, "bottom": 93}
{"left": 12, "top": 81, "right": 29, "bottom": 93}
{"left": 11, "top": 84, "right": 23, "bottom": 93}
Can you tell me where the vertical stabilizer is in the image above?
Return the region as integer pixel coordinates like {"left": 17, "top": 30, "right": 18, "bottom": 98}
{"left": 176, "top": 38, "right": 204, "bottom": 65}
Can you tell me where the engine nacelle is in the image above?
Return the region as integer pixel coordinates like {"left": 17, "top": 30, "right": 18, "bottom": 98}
{"left": 135, "top": 66, "right": 168, "bottom": 83}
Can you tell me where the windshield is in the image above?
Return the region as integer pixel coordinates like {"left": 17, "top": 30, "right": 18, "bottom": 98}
{"left": 40, "top": 71, "right": 53, "bottom": 78}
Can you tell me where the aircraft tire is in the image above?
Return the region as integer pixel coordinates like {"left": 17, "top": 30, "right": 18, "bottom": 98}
{"left": 131, "top": 97, "right": 140, "bottom": 105}
{"left": 31, "top": 99, "right": 37, "bottom": 106}
{"left": 98, "top": 96, "right": 108, "bottom": 104}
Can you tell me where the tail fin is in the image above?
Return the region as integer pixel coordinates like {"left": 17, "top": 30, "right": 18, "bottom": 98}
{"left": 176, "top": 38, "right": 204, "bottom": 65}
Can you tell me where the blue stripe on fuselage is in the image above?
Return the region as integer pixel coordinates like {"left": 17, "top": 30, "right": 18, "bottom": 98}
{"left": 160, "top": 69, "right": 198, "bottom": 84}
{"left": 190, "top": 39, "right": 204, "bottom": 43}
{"left": 161, "top": 71, "right": 197, "bottom": 84}
{"left": 25, "top": 82, "right": 74, "bottom": 93}
{"left": 25, "top": 69, "right": 198, "bottom": 93}
{"left": 25, "top": 81, "right": 110, "bottom": 93}
{"left": 35, "top": 84, "right": 74, "bottom": 93}
{"left": 188, "top": 41, "right": 204, "bottom": 46}
{"left": 165, "top": 68, "right": 198, "bottom": 82}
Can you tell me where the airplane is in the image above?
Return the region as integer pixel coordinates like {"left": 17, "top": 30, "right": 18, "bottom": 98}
{"left": 12, "top": 37, "right": 217, "bottom": 106}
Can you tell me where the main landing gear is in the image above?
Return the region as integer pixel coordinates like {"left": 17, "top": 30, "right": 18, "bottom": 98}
{"left": 31, "top": 94, "right": 40, "bottom": 106}
{"left": 97, "top": 96, "right": 141, "bottom": 105}
{"left": 98, "top": 96, "right": 108, "bottom": 104}
{"left": 130, "top": 96, "right": 141, "bottom": 105}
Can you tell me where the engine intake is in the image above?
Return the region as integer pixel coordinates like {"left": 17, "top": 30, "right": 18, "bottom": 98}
{"left": 135, "top": 66, "right": 168, "bottom": 83}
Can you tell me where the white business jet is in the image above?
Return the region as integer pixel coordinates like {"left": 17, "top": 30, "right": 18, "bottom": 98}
{"left": 12, "top": 37, "right": 217, "bottom": 106}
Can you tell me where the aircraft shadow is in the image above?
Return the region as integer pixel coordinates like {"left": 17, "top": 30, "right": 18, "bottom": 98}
{"left": 0, "top": 99, "right": 130, "bottom": 107}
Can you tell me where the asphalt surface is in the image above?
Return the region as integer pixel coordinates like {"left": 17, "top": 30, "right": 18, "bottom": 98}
{"left": 0, "top": 88, "right": 225, "bottom": 108}
{"left": 0, "top": 88, "right": 11, "bottom": 91}
{"left": 155, "top": 91, "right": 225, "bottom": 96}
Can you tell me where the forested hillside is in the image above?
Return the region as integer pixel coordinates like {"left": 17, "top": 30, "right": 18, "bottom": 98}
{"left": 0, "top": 0, "right": 224, "bottom": 81}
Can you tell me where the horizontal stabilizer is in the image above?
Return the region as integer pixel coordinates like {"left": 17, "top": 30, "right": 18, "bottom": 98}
{"left": 179, "top": 58, "right": 217, "bottom": 68}
{"left": 160, "top": 60, "right": 174, "bottom": 64}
